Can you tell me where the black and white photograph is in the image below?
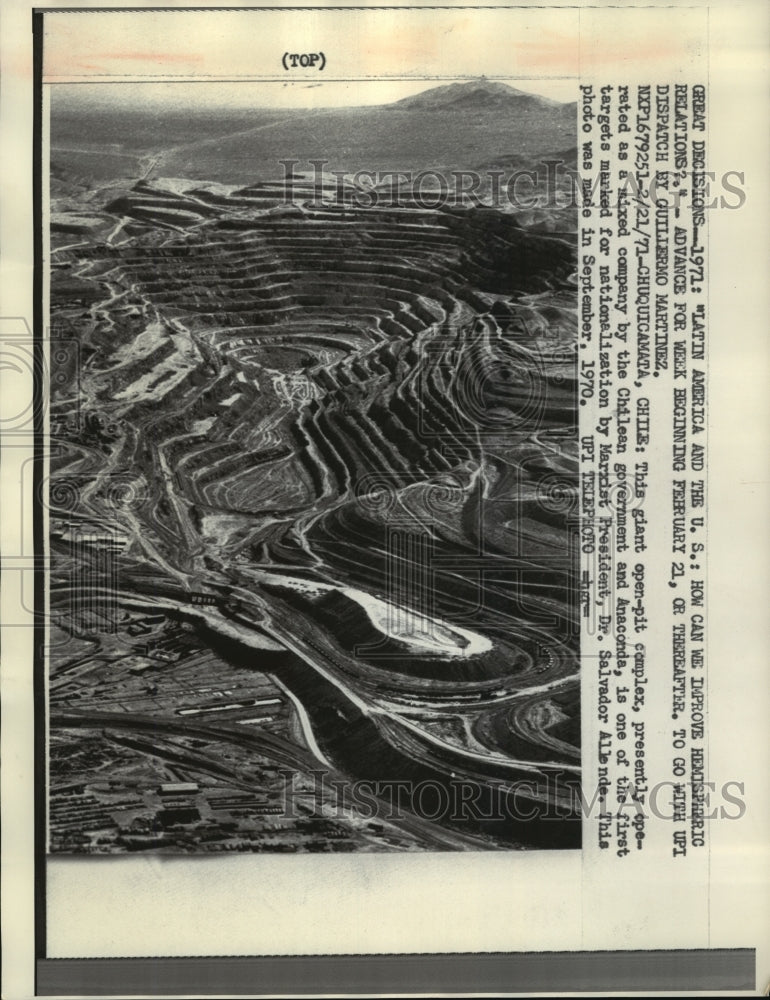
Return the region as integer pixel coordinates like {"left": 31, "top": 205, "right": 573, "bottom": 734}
{"left": 48, "top": 65, "right": 581, "bottom": 854}
{"left": 2, "top": 1, "right": 769, "bottom": 994}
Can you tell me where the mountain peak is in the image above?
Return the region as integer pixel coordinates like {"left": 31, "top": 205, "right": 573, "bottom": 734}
{"left": 390, "top": 79, "right": 565, "bottom": 111}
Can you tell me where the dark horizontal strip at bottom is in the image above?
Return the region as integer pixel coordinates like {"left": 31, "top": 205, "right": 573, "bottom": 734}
{"left": 37, "top": 949, "right": 755, "bottom": 996}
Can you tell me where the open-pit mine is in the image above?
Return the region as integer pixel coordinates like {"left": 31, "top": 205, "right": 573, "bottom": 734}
{"left": 48, "top": 81, "right": 581, "bottom": 853}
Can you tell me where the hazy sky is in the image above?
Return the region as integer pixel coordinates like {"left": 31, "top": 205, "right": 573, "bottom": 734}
{"left": 51, "top": 77, "right": 576, "bottom": 114}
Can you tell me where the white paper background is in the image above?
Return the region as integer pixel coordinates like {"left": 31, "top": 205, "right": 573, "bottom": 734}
{"left": 2, "top": 0, "right": 768, "bottom": 995}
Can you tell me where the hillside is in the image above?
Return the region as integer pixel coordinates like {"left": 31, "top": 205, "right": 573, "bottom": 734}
{"left": 51, "top": 79, "right": 577, "bottom": 187}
